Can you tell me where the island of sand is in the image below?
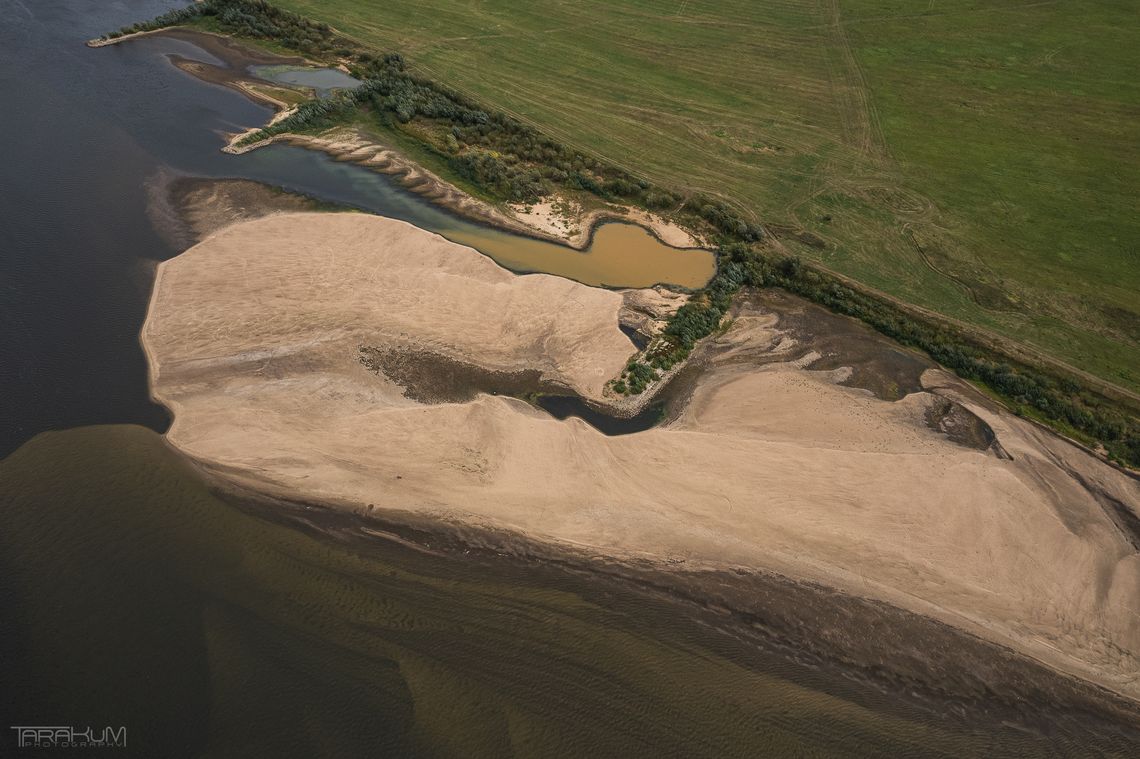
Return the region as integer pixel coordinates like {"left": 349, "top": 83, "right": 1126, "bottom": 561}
{"left": 143, "top": 212, "right": 1140, "bottom": 705}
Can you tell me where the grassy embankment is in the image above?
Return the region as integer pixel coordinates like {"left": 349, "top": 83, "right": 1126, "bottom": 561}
{"left": 103, "top": 1, "right": 1140, "bottom": 467}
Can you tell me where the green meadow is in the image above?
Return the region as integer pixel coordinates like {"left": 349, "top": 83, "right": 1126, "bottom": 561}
{"left": 268, "top": 0, "right": 1138, "bottom": 392}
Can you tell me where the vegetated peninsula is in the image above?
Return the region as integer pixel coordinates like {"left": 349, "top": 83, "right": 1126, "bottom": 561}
{"left": 95, "top": 0, "right": 1140, "bottom": 470}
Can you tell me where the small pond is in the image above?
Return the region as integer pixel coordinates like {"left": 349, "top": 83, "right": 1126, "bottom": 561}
{"left": 250, "top": 63, "right": 361, "bottom": 96}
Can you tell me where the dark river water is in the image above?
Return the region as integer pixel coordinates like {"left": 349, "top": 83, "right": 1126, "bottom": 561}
{"left": 1, "top": 2, "right": 1137, "bottom": 756}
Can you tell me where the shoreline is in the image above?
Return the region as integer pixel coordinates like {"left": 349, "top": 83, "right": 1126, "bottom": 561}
{"left": 109, "top": 21, "right": 1140, "bottom": 716}
{"left": 30, "top": 4, "right": 1135, "bottom": 746}
{"left": 201, "top": 458, "right": 1140, "bottom": 737}
{"left": 89, "top": 20, "right": 1140, "bottom": 468}
{"left": 223, "top": 128, "right": 567, "bottom": 243}
{"left": 225, "top": 127, "right": 705, "bottom": 256}
{"left": 103, "top": 27, "right": 705, "bottom": 258}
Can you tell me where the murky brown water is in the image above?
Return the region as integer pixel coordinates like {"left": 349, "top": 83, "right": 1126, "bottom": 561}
{"left": 446, "top": 221, "right": 714, "bottom": 289}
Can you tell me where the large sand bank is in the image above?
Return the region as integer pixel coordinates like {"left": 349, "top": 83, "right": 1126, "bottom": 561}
{"left": 143, "top": 212, "right": 1140, "bottom": 702}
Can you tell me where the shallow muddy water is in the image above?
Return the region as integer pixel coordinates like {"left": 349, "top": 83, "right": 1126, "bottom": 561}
{"left": 447, "top": 220, "right": 712, "bottom": 288}
{"left": 4, "top": 425, "right": 1134, "bottom": 758}
{"left": 220, "top": 145, "right": 714, "bottom": 287}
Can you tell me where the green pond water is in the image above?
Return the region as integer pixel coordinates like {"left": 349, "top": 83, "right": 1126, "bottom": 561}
{"left": 250, "top": 64, "right": 361, "bottom": 96}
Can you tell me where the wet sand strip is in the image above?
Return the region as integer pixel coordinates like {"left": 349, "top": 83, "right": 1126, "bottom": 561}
{"left": 213, "top": 475, "right": 1140, "bottom": 747}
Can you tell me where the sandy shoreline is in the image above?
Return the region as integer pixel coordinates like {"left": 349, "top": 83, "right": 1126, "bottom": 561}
{"left": 226, "top": 128, "right": 702, "bottom": 256}
{"left": 224, "top": 128, "right": 562, "bottom": 240}
{"left": 143, "top": 212, "right": 1140, "bottom": 708}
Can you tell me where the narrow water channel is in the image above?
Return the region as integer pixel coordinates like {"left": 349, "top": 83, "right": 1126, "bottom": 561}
{"left": 171, "top": 30, "right": 716, "bottom": 289}
{"left": 228, "top": 142, "right": 714, "bottom": 288}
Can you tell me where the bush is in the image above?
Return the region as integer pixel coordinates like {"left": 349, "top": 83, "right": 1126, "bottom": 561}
{"left": 620, "top": 360, "right": 660, "bottom": 394}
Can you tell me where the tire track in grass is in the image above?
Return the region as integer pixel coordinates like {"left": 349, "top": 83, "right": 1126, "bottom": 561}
{"left": 821, "top": 0, "right": 887, "bottom": 157}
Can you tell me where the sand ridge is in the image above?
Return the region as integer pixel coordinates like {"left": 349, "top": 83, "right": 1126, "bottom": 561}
{"left": 143, "top": 212, "right": 1140, "bottom": 702}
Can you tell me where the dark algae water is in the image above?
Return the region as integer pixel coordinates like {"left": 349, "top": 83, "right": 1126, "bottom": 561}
{"left": 2, "top": 2, "right": 1139, "bottom": 757}
{"left": 535, "top": 395, "right": 664, "bottom": 435}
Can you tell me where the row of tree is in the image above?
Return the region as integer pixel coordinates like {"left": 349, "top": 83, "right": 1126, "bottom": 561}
{"left": 620, "top": 243, "right": 1139, "bottom": 468}
{"left": 105, "top": 0, "right": 346, "bottom": 56}
{"left": 103, "top": 4, "right": 203, "bottom": 38}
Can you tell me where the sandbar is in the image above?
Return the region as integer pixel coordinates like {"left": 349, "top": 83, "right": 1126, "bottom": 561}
{"left": 143, "top": 212, "right": 1140, "bottom": 703}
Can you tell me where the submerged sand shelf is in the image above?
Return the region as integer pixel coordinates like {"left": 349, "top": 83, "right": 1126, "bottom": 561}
{"left": 144, "top": 212, "right": 1140, "bottom": 702}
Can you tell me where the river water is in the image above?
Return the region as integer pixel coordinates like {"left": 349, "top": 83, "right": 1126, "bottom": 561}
{"left": 0, "top": 2, "right": 1135, "bottom": 756}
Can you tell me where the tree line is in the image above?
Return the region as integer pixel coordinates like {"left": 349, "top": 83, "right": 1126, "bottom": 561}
{"left": 104, "top": 0, "right": 344, "bottom": 56}
{"left": 619, "top": 243, "right": 1140, "bottom": 468}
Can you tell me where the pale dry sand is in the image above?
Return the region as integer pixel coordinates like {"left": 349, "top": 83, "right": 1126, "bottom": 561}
{"left": 508, "top": 198, "right": 584, "bottom": 240}
{"left": 509, "top": 196, "right": 702, "bottom": 249}
{"left": 144, "top": 212, "right": 1140, "bottom": 702}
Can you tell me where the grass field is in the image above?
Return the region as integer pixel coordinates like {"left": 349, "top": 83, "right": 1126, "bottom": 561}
{"left": 269, "top": 0, "right": 1139, "bottom": 392}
